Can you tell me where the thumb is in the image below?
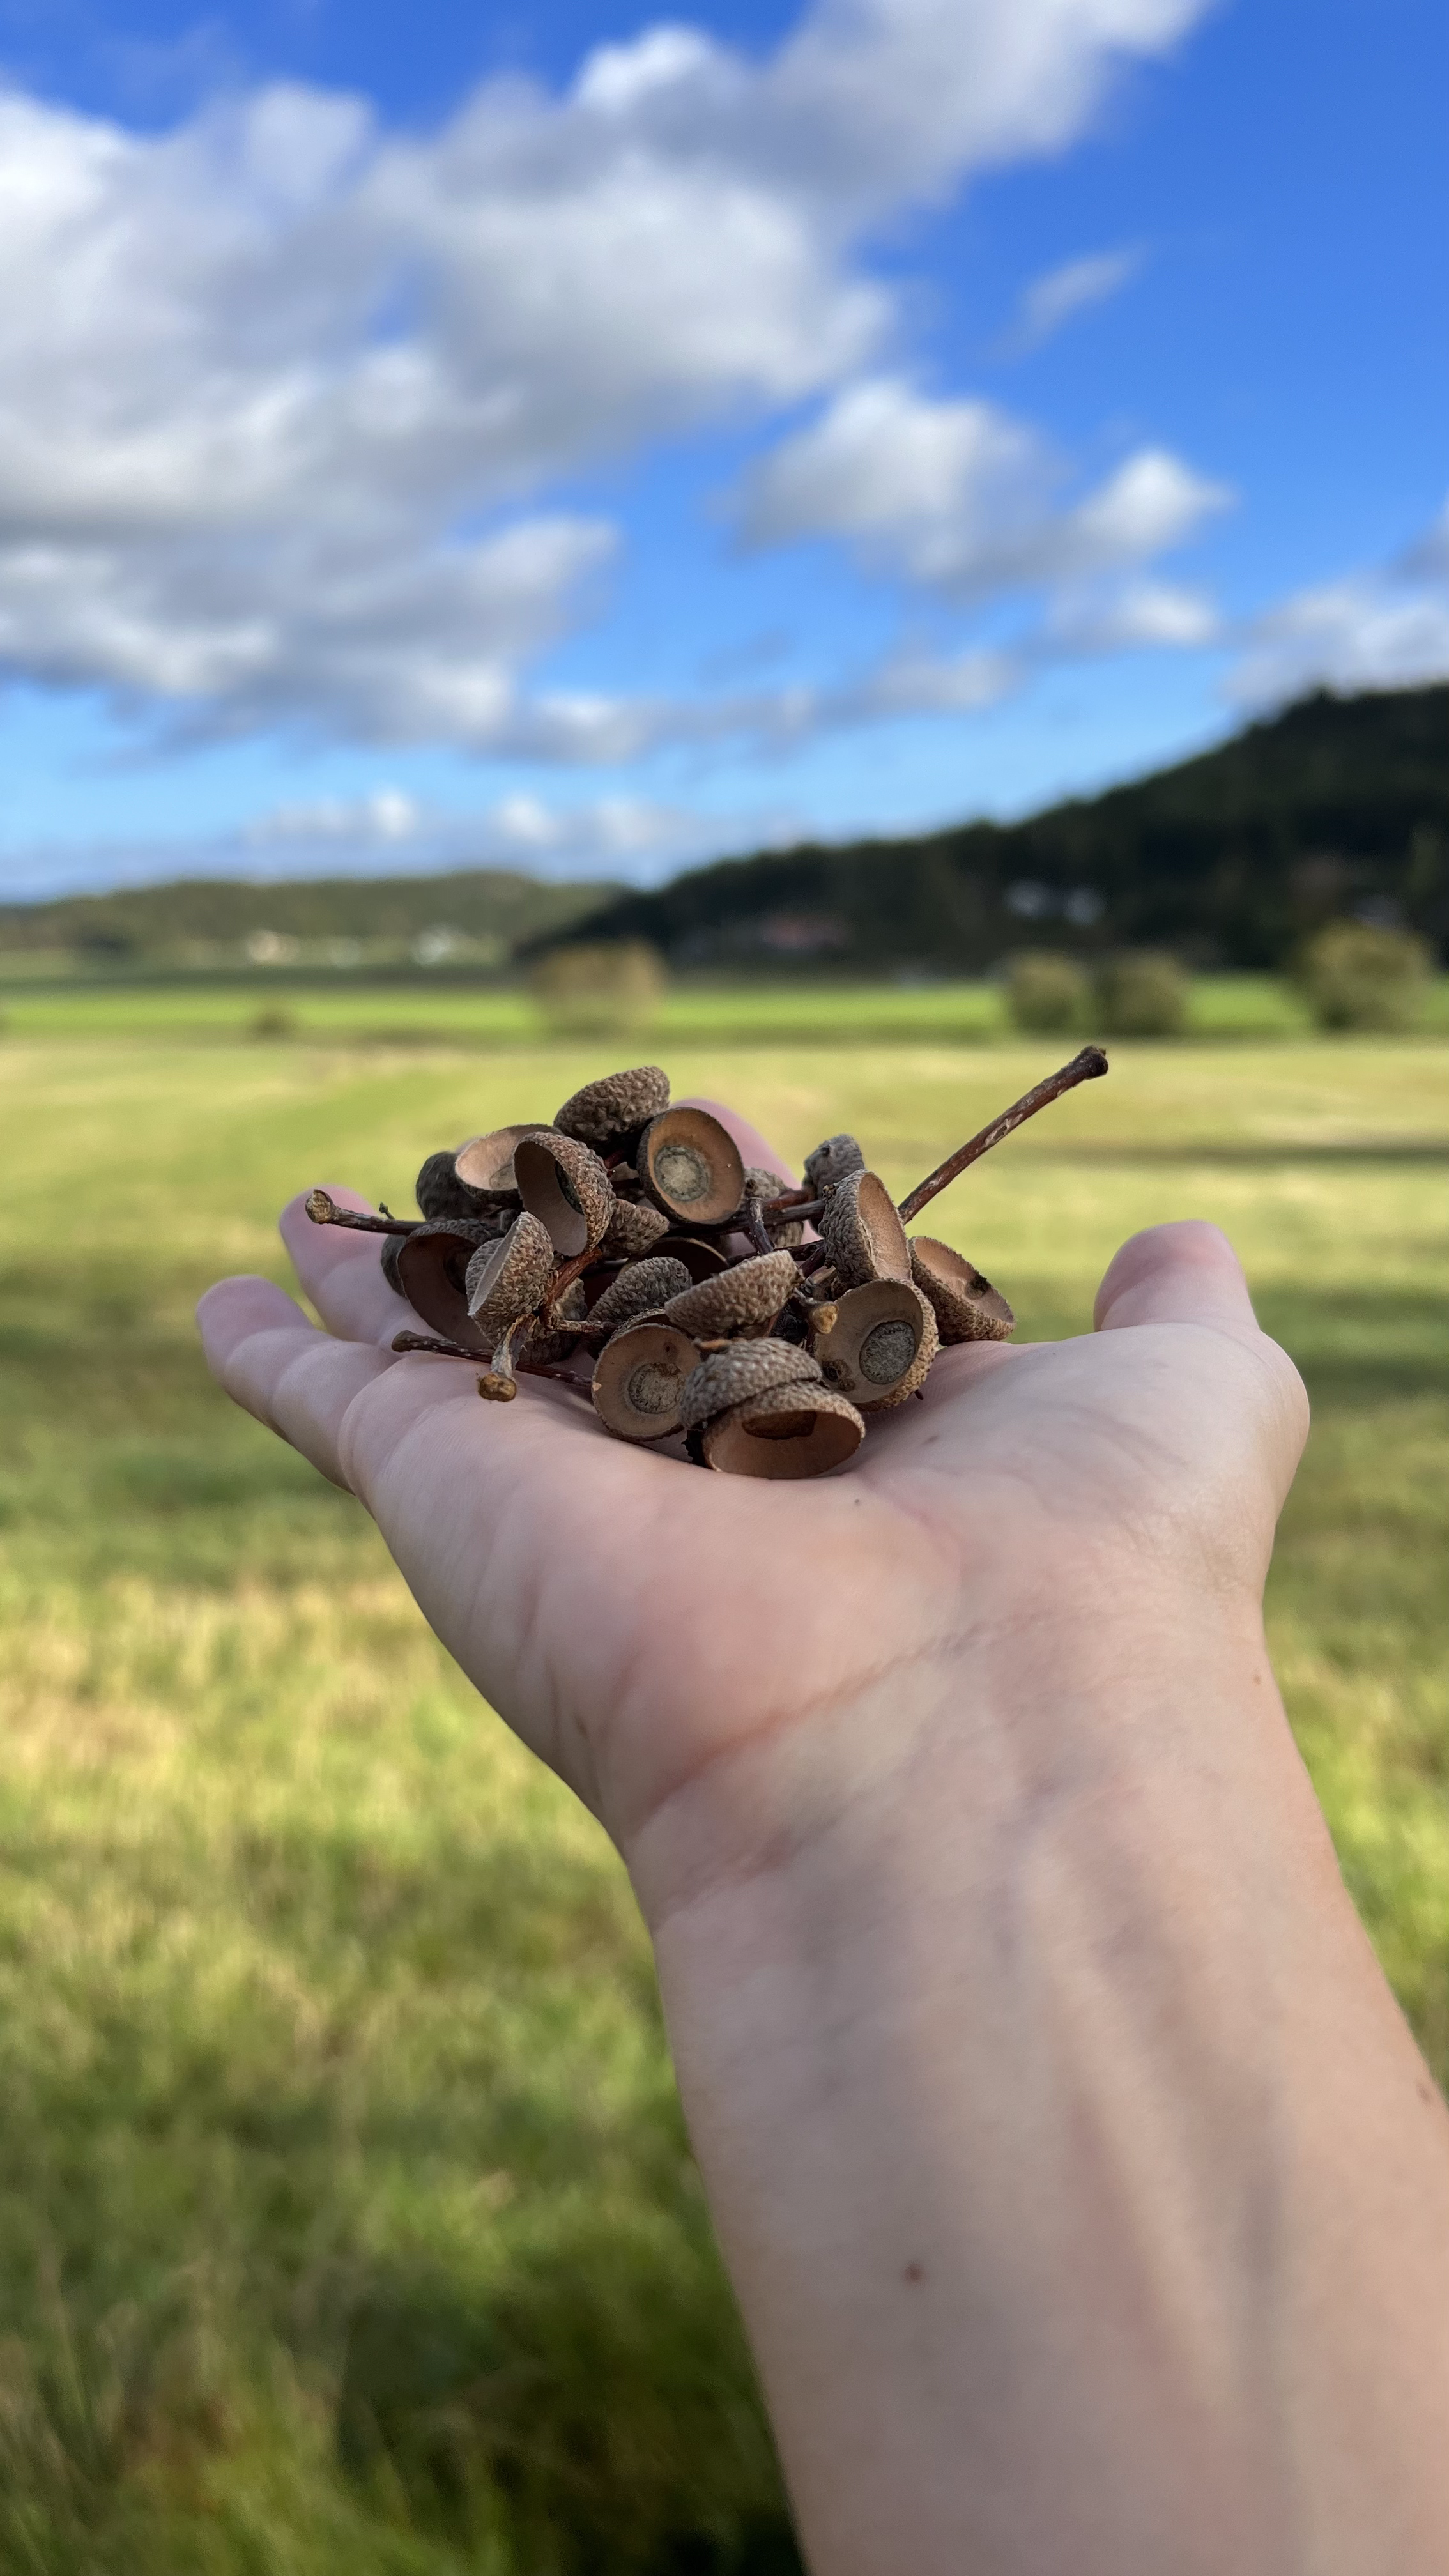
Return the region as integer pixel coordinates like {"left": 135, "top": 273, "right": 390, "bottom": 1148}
{"left": 1094, "top": 1221, "right": 1261, "bottom": 1335}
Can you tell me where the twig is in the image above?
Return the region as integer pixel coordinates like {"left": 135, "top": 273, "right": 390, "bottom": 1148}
{"left": 740, "top": 1185, "right": 774, "bottom": 1259}
{"left": 897, "top": 1046, "right": 1108, "bottom": 1225}
{"left": 392, "top": 1329, "right": 478, "bottom": 1359}
{"left": 307, "top": 1188, "right": 420, "bottom": 1238}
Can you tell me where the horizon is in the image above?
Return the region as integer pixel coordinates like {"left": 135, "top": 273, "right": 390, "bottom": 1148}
{"left": 0, "top": 0, "right": 1444, "bottom": 902}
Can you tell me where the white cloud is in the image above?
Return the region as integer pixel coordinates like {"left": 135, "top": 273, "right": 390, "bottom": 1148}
{"left": 0, "top": 0, "right": 1211, "bottom": 749}
{"left": 1012, "top": 245, "right": 1143, "bottom": 349}
{"left": 734, "top": 378, "right": 1230, "bottom": 595}
{"left": 1229, "top": 498, "right": 1449, "bottom": 705}
{"left": 1050, "top": 578, "right": 1220, "bottom": 649}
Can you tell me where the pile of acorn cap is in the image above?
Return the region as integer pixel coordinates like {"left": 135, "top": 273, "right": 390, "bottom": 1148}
{"left": 306, "top": 1046, "right": 1107, "bottom": 1482}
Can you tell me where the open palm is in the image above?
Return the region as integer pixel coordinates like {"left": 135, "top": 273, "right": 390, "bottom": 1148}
{"left": 197, "top": 1099, "right": 1308, "bottom": 1917}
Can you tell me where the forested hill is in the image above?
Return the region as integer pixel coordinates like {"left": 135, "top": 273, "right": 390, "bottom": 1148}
{"left": 562, "top": 684, "right": 1449, "bottom": 974}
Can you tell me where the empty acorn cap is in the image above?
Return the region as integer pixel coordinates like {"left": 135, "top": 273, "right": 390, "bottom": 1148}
{"left": 381, "top": 1233, "right": 408, "bottom": 1297}
{"left": 818, "top": 1170, "right": 912, "bottom": 1288}
{"left": 662, "top": 1249, "right": 799, "bottom": 1340}
{"left": 650, "top": 1234, "right": 730, "bottom": 1282}
{"left": 636, "top": 1107, "right": 746, "bottom": 1228}
{"left": 601, "top": 1197, "right": 671, "bottom": 1259}
{"left": 809, "top": 1278, "right": 939, "bottom": 1409}
{"left": 464, "top": 1211, "right": 556, "bottom": 1344}
{"left": 414, "top": 1148, "right": 510, "bottom": 1222}
{"left": 396, "top": 1218, "right": 500, "bottom": 1351}
{"left": 587, "top": 1256, "right": 694, "bottom": 1331}
{"left": 678, "top": 1337, "right": 820, "bottom": 1432}
{"left": 553, "top": 1065, "right": 670, "bottom": 1147}
{"left": 454, "top": 1124, "right": 548, "bottom": 1195}
{"left": 804, "top": 1133, "right": 866, "bottom": 1195}
{"left": 514, "top": 1130, "right": 615, "bottom": 1257}
{"left": 592, "top": 1320, "right": 699, "bottom": 1442}
{"left": 909, "top": 1238, "right": 1015, "bottom": 1343}
{"left": 702, "top": 1381, "right": 865, "bottom": 1479}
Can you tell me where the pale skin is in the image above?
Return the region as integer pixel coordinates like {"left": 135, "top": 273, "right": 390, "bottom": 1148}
{"left": 197, "top": 1099, "right": 1449, "bottom": 2575}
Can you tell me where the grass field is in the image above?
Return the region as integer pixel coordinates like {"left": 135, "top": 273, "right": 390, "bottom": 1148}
{"left": 1, "top": 1010, "right": 1446, "bottom": 2569}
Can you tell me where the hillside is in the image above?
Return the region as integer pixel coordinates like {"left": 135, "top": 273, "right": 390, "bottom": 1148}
{"left": 563, "top": 685, "right": 1449, "bottom": 974}
{"left": 0, "top": 866, "right": 611, "bottom": 973}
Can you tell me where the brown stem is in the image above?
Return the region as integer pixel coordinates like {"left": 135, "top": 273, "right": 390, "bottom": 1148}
{"left": 896, "top": 1045, "right": 1109, "bottom": 1225}
{"left": 392, "top": 1329, "right": 478, "bottom": 1359}
{"left": 740, "top": 1186, "right": 774, "bottom": 1259}
{"left": 541, "top": 1243, "right": 603, "bottom": 1326}
{"left": 307, "top": 1188, "right": 419, "bottom": 1238}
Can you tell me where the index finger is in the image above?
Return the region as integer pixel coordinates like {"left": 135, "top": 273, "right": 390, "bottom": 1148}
{"left": 281, "top": 1184, "right": 411, "bottom": 1346}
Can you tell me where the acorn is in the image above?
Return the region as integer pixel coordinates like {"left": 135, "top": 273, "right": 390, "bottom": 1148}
{"left": 592, "top": 1319, "right": 700, "bottom": 1442}
{"left": 742, "top": 1165, "right": 804, "bottom": 1246}
{"left": 453, "top": 1124, "right": 546, "bottom": 1197}
{"left": 701, "top": 1380, "right": 866, "bottom": 1480}
{"left": 513, "top": 1130, "right": 615, "bottom": 1257}
{"left": 636, "top": 1107, "right": 746, "bottom": 1229}
{"left": 396, "top": 1218, "right": 500, "bottom": 1351}
{"left": 553, "top": 1066, "right": 670, "bottom": 1149}
{"left": 662, "top": 1249, "right": 799, "bottom": 1340}
{"left": 414, "top": 1148, "right": 510, "bottom": 1223}
{"left": 809, "top": 1278, "right": 939, "bottom": 1408}
{"left": 909, "top": 1238, "right": 1015, "bottom": 1343}
{"left": 464, "top": 1211, "right": 556, "bottom": 1346}
{"left": 601, "top": 1196, "right": 671, "bottom": 1259}
{"left": 586, "top": 1257, "right": 694, "bottom": 1333}
{"left": 804, "top": 1133, "right": 866, "bottom": 1195}
{"left": 818, "top": 1170, "right": 912, "bottom": 1287}
{"left": 678, "top": 1337, "right": 821, "bottom": 1433}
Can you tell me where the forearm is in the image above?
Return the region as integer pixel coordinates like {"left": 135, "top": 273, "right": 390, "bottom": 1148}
{"left": 631, "top": 1588, "right": 1449, "bottom": 2576}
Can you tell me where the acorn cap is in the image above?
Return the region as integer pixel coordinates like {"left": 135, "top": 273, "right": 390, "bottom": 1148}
{"left": 818, "top": 1170, "right": 912, "bottom": 1288}
{"left": 650, "top": 1234, "right": 730, "bottom": 1282}
{"left": 513, "top": 1130, "right": 615, "bottom": 1257}
{"left": 809, "top": 1278, "right": 939, "bottom": 1409}
{"left": 553, "top": 1065, "right": 670, "bottom": 1148}
{"left": 662, "top": 1249, "right": 799, "bottom": 1340}
{"left": 587, "top": 1256, "right": 694, "bottom": 1332}
{"left": 702, "top": 1381, "right": 865, "bottom": 1480}
{"left": 636, "top": 1107, "right": 746, "bottom": 1228}
{"left": 601, "top": 1197, "right": 671, "bottom": 1259}
{"left": 464, "top": 1211, "right": 556, "bottom": 1344}
{"left": 592, "top": 1320, "right": 699, "bottom": 1442}
{"left": 381, "top": 1233, "right": 408, "bottom": 1297}
{"left": 396, "top": 1218, "right": 500, "bottom": 1351}
{"left": 678, "top": 1337, "right": 820, "bottom": 1432}
{"left": 523, "top": 1280, "right": 588, "bottom": 1365}
{"left": 742, "top": 1165, "right": 804, "bottom": 1246}
{"left": 454, "top": 1124, "right": 548, "bottom": 1196}
{"left": 909, "top": 1238, "right": 1015, "bottom": 1343}
{"left": 804, "top": 1133, "right": 866, "bottom": 1195}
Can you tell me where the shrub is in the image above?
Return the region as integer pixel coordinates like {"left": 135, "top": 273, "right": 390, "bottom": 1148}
{"left": 248, "top": 1005, "right": 297, "bottom": 1040}
{"left": 1091, "top": 951, "right": 1188, "bottom": 1039}
{"left": 530, "top": 940, "right": 666, "bottom": 1039}
{"left": 1298, "top": 919, "right": 1431, "bottom": 1032}
{"left": 1006, "top": 952, "right": 1087, "bottom": 1035}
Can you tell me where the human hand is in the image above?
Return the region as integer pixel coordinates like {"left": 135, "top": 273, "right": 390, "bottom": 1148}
{"left": 196, "top": 1098, "right": 1307, "bottom": 1922}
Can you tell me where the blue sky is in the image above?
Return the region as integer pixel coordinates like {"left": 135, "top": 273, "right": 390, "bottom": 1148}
{"left": 0, "top": 0, "right": 1444, "bottom": 896}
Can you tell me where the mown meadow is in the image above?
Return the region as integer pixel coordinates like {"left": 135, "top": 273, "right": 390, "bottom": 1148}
{"left": 1, "top": 992, "right": 1446, "bottom": 2570}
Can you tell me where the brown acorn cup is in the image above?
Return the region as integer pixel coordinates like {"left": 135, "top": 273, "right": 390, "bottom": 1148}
{"left": 908, "top": 1238, "right": 1015, "bottom": 1343}
{"left": 662, "top": 1249, "right": 799, "bottom": 1340}
{"left": 414, "top": 1149, "right": 513, "bottom": 1223}
{"left": 636, "top": 1107, "right": 746, "bottom": 1229}
{"left": 601, "top": 1197, "right": 671, "bottom": 1259}
{"left": 809, "top": 1278, "right": 939, "bottom": 1408}
{"left": 650, "top": 1234, "right": 730, "bottom": 1282}
{"left": 678, "top": 1337, "right": 820, "bottom": 1433}
{"left": 804, "top": 1133, "right": 866, "bottom": 1195}
{"left": 592, "top": 1321, "right": 700, "bottom": 1441}
{"left": 818, "top": 1170, "right": 912, "bottom": 1288}
{"left": 586, "top": 1257, "right": 694, "bottom": 1333}
{"left": 396, "top": 1218, "right": 500, "bottom": 1351}
{"left": 464, "top": 1211, "right": 556, "bottom": 1344}
{"left": 513, "top": 1131, "right": 615, "bottom": 1257}
{"left": 553, "top": 1065, "right": 670, "bottom": 1148}
{"left": 381, "top": 1234, "right": 408, "bottom": 1296}
{"left": 701, "top": 1381, "right": 865, "bottom": 1479}
{"left": 454, "top": 1124, "right": 548, "bottom": 1195}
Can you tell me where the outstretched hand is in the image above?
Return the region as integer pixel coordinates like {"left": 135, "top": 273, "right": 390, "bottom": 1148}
{"left": 197, "top": 1099, "right": 1307, "bottom": 1921}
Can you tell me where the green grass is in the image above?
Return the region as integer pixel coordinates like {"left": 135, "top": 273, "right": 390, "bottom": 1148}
{"left": 4, "top": 969, "right": 1448, "bottom": 1050}
{"left": 1, "top": 1025, "right": 1446, "bottom": 2567}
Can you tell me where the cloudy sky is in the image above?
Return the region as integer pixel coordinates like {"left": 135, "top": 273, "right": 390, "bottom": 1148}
{"left": 0, "top": 0, "right": 1443, "bottom": 895}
